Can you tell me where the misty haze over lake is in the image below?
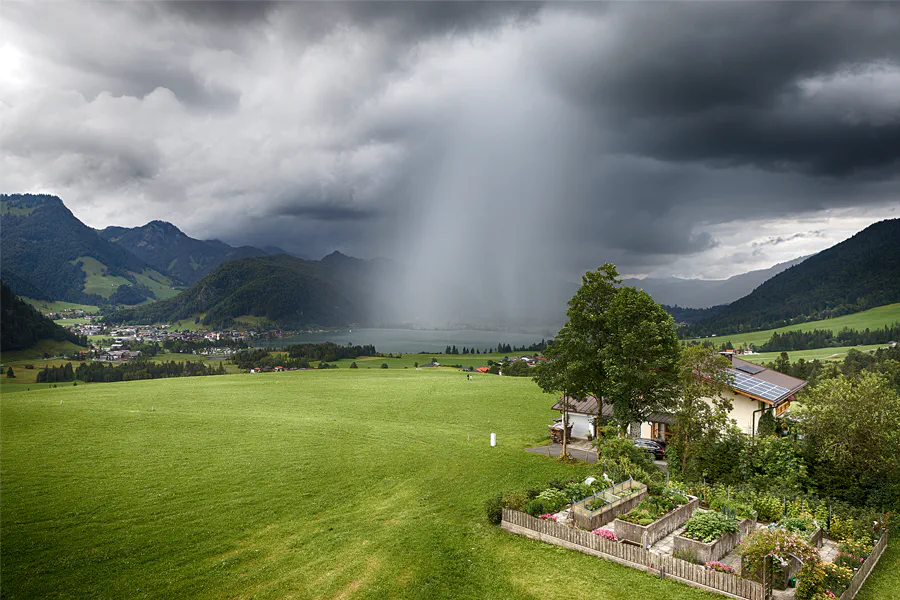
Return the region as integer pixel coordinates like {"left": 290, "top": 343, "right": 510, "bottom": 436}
{"left": 264, "top": 328, "right": 554, "bottom": 354}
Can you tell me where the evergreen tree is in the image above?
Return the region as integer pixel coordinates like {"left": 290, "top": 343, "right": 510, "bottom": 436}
{"left": 6, "top": 366, "right": 14, "bottom": 378}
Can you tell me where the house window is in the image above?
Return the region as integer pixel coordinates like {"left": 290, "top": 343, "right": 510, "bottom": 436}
{"left": 651, "top": 422, "right": 672, "bottom": 442}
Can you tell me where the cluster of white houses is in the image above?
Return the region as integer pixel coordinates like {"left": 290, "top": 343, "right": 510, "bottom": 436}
{"left": 552, "top": 353, "right": 808, "bottom": 441}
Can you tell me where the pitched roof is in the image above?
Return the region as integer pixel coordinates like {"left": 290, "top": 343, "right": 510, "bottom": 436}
{"left": 721, "top": 355, "right": 807, "bottom": 406}
{"left": 552, "top": 394, "right": 674, "bottom": 424}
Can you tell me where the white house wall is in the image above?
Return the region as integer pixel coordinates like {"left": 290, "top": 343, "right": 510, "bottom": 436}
{"left": 566, "top": 413, "right": 594, "bottom": 437}
{"left": 638, "top": 390, "right": 766, "bottom": 439}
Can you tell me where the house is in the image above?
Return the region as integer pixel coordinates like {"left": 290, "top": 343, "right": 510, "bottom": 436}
{"left": 552, "top": 354, "right": 806, "bottom": 442}
{"left": 638, "top": 353, "right": 807, "bottom": 439}
{"left": 551, "top": 395, "right": 675, "bottom": 439}
{"left": 475, "top": 366, "right": 490, "bottom": 373}
{"left": 422, "top": 361, "right": 440, "bottom": 368}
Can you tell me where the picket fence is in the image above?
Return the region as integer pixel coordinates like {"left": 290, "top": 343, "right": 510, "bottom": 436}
{"left": 502, "top": 508, "right": 764, "bottom": 600}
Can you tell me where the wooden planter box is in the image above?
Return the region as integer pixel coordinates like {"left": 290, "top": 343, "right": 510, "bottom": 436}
{"left": 614, "top": 496, "right": 699, "bottom": 548}
{"left": 571, "top": 479, "right": 648, "bottom": 530}
{"left": 674, "top": 516, "right": 756, "bottom": 564}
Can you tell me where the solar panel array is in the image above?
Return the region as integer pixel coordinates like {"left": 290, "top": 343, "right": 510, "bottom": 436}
{"left": 736, "top": 363, "right": 764, "bottom": 375}
{"left": 727, "top": 369, "right": 791, "bottom": 402}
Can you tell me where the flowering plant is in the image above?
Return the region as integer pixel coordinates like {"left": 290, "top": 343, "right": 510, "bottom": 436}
{"left": 740, "top": 529, "right": 819, "bottom": 577}
{"left": 705, "top": 561, "right": 736, "bottom": 574}
{"left": 591, "top": 528, "right": 618, "bottom": 541}
{"left": 539, "top": 513, "right": 558, "bottom": 521}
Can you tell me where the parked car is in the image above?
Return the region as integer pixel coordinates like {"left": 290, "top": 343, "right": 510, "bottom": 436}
{"left": 632, "top": 438, "right": 666, "bottom": 460}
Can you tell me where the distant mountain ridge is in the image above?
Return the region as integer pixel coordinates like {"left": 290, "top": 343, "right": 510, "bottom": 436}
{"left": 1, "top": 194, "right": 173, "bottom": 304}
{"left": 99, "top": 220, "right": 270, "bottom": 286}
{"left": 683, "top": 219, "right": 900, "bottom": 337}
{"left": 623, "top": 256, "right": 809, "bottom": 309}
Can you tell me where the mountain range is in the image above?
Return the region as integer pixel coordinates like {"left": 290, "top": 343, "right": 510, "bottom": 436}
{"left": 622, "top": 256, "right": 809, "bottom": 309}
{"left": 0, "top": 194, "right": 279, "bottom": 305}
{"left": 682, "top": 218, "right": 900, "bottom": 337}
{"left": 3, "top": 194, "right": 898, "bottom": 336}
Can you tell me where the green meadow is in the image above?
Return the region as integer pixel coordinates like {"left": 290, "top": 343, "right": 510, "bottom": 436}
{"left": 1, "top": 370, "right": 706, "bottom": 599}
{"left": 691, "top": 303, "right": 900, "bottom": 348}
{"left": 1, "top": 369, "right": 896, "bottom": 599}
{"left": 739, "top": 344, "right": 889, "bottom": 364}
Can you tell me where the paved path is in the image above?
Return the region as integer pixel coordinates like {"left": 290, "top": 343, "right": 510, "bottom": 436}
{"left": 525, "top": 442, "right": 667, "bottom": 471}
{"left": 525, "top": 442, "right": 598, "bottom": 463}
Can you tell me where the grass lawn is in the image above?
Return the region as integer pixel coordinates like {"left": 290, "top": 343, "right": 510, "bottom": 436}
{"left": 855, "top": 536, "right": 899, "bottom": 600}
{"left": 1, "top": 369, "right": 732, "bottom": 600}
{"left": 0, "top": 339, "right": 86, "bottom": 363}
{"left": 21, "top": 298, "right": 100, "bottom": 314}
{"left": 691, "top": 303, "right": 900, "bottom": 348}
{"left": 739, "top": 344, "right": 889, "bottom": 364}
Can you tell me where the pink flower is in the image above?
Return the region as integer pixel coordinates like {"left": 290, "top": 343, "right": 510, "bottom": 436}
{"left": 539, "top": 513, "right": 558, "bottom": 521}
{"left": 591, "top": 528, "right": 618, "bottom": 541}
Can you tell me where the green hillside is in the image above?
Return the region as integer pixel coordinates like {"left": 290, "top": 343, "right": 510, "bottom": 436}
{"left": 692, "top": 303, "right": 900, "bottom": 348}
{"left": 108, "top": 254, "right": 369, "bottom": 328}
{"left": 0, "top": 281, "right": 86, "bottom": 353}
{"left": 684, "top": 219, "right": 900, "bottom": 337}
{"left": 0, "top": 194, "right": 178, "bottom": 304}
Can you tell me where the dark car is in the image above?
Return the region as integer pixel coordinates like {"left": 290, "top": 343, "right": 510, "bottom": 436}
{"left": 633, "top": 438, "right": 666, "bottom": 460}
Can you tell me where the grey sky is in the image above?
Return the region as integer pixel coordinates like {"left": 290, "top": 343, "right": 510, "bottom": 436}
{"left": 1, "top": 1, "right": 898, "bottom": 299}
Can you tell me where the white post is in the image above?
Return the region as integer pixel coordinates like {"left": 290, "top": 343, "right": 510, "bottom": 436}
{"left": 490, "top": 432, "right": 497, "bottom": 447}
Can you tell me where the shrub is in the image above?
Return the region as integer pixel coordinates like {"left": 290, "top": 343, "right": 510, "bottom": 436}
{"left": 380, "top": 363, "right": 388, "bottom": 369}
{"left": 524, "top": 498, "right": 548, "bottom": 517}
{"left": 822, "top": 563, "right": 854, "bottom": 595}
{"left": 828, "top": 515, "right": 857, "bottom": 543}
{"left": 751, "top": 493, "right": 783, "bottom": 523}
{"left": 536, "top": 488, "right": 569, "bottom": 513}
{"left": 349, "top": 362, "right": 358, "bottom": 369}
{"left": 485, "top": 494, "right": 505, "bottom": 525}
{"left": 796, "top": 560, "right": 827, "bottom": 600}
{"left": 683, "top": 511, "right": 740, "bottom": 543}
{"left": 563, "top": 482, "right": 593, "bottom": 502}
{"left": 781, "top": 513, "right": 816, "bottom": 534}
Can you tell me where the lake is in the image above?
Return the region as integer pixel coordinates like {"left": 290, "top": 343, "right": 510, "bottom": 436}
{"left": 262, "top": 328, "right": 555, "bottom": 353}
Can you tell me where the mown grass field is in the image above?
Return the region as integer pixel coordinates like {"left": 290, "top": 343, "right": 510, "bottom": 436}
{"left": 1, "top": 369, "right": 895, "bottom": 599}
{"left": 691, "top": 303, "right": 900, "bottom": 349}
{"left": 2, "top": 370, "right": 714, "bottom": 600}
{"left": 856, "top": 536, "right": 900, "bottom": 600}
{"left": 21, "top": 298, "right": 100, "bottom": 314}
{"left": 738, "top": 344, "right": 890, "bottom": 365}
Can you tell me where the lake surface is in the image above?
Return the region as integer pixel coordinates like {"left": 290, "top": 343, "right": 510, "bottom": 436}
{"left": 263, "top": 328, "right": 555, "bottom": 353}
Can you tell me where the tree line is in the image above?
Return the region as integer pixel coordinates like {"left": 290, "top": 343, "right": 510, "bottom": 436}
{"left": 36, "top": 360, "right": 226, "bottom": 383}
{"left": 758, "top": 323, "right": 900, "bottom": 352}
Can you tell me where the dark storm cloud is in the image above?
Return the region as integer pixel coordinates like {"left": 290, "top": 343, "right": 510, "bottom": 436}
{"left": 2, "top": 1, "right": 900, "bottom": 322}
{"left": 541, "top": 2, "right": 900, "bottom": 176}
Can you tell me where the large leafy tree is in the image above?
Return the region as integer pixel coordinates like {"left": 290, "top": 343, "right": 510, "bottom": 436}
{"left": 535, "top": 264, "right": 680, "bottom": 438}
{"left": 668, "top": 345, "right": 734, "bottom": 477}
{"left": 550, "top": 264, "right": 620, "bottom": 436}
{"left": 532, "top": 324, "right": 589, "bottom": 458}
{"left": 795, "top": 372, "right": 900, "bottom": 509}
{"left": 601, "top": 286, "right": 681, "bottom": 434}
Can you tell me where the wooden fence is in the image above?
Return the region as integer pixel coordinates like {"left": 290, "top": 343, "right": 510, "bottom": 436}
{"left": 840, "top": 530, "right": 889, "bottom": 600}
{"left": 502, "top": 508, "right": 764, "bottom": 600}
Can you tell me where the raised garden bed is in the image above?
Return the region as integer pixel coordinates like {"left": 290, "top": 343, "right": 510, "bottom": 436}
{"left": 614, "top": 494, "right": 699, "bottom": 547}
{"left": 571, "top": 478, "right": 648, "bottom": 530}
{"left": 674, "top": 512, "right": 756, "bottom": 564}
